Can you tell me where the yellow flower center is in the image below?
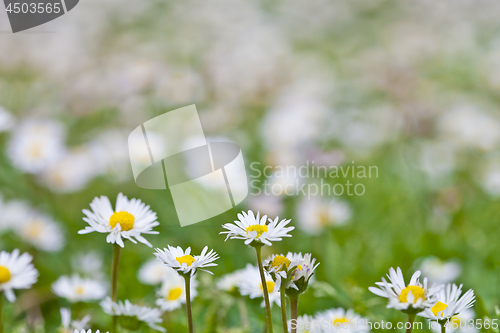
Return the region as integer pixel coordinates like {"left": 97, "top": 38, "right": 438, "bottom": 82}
{"left": 399, "top": 285, "right": 425, "bottom": 303}
{"left": 333, "top": 318, "right": 350, "bottom": 325}
{"left": 246, "top": 224, "right": 268, "bottom": 237}
{"left": 30, "top": 143, "right": 42, "bottom": 158}
{"left": 76, "top": 286, "right": 85, "bottom": 295}
{"left": 260, "top": 281, "right": 275, "bottom": 293}
{"left": 431, "top": 301, "right": 449, "bottom": 316}
{"left": 451, "top": 316, "right": 461, "bottom": 326}
{"left": 318, "top": 209, "right": 330, "bottom": 226}
{"left": 167, "top": 287, "right": 183, "bottom": 301}
{"left": 271, "top": 255, "right": 291, "bottom": 270}
{"left": 109, "top": 211, "right": 135, "bottom": 231}
{"left": 176, "top": 255, "right": 195, "bottom": 267}
{"left": 22, "top": 220, "right": 43, "bottom": 239}
{"left": 0, "top": 266, "right": 11, "bottom": 284}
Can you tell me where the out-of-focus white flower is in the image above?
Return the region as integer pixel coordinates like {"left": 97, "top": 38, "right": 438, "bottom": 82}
{"left": 419, "top": 284, "right": 475, "bottom": 321}
{"left": 246, "top": 195, "right": 284, "bottom": 220}
{"left": 154, "top": 246, "right": 219, "bottom": 277}
{"left": 52, "top": 275, "right": 107, "bottom": 303}
{"left": 221, "top": 210, "right": 294, "bottom": 246}
{"left": 71, "top": 252, "right": 104, "bottom": 278}
{"left": 369, "top": 267, "right": 442, "bottom": 311}
{"left": 438, "top": 106, "right": 500, "bottom": 151}
{"left": 288, "top": 315, "right": 321, "bottom": 333}
{"left": 418, "top": 256, "right": 462, "bottom": 284}
{"left": 0, "top": 106, "right": 15, "bottom": 132}
{"left": 238, "top": 264, "right": 281, "bottom": 307}
{"left": 7, "top": 118, "right": 66, "bottom": 174}
{"left": 60, "top": 308, "right": 91, "bottom": 333}
{"left": 262, "top": 93, "right": 329, "bottom": 152}
{"left": 12, "top": 210, "right": 64, "bottom": 252}
{"left": 88, "top": 129, "right": 129, "bottom": 181}
{"left": 0, "top": 249, "right": 39, "bottom": 302}
{"left": 1, "top": 200, "right": 32, "bottom": 232}
{"left": 479, "top": 161, "right": 500, "bottom": 197}
{"left": 335, "top": 106, "right": 403, "bottom": 156}
{"left": 217, "top": 269, "right": 244, "bottom": 293}
{"left": 79, "top": 193, "right": 159, "bottom": 248}
{"left": 266, "top": 170, "right": 304, "bottom": 197}
{"left": 137, "top": 259, "right": 177, "bottom": 286}
{"left": 296, "top": 197, "right": 352, "bottom": 235}
{"left": 100, "top": 297, "right": 165, "bottom": 332}
{"left": 155, "top": 273, "right": 198, "bottom": 311}
{"left": 315, "top": 308, "right": 370, "bottom": 333}
{"left": 419, "top": 140, "right": 457, "bottom": 180}
{"left": 41, "top": 147, "right": 99, "bottom": 193}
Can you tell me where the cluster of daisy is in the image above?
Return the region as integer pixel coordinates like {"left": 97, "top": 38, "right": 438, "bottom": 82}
{"left": 370, "top": 267, "right": 476, "bottom": 332}
{"left": 221, "top": 210, "right": 319, "bottom": 333}
{"left": 2, "top": 117, "right": 133, "bottom": 194}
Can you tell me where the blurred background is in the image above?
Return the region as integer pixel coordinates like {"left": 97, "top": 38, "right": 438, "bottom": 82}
{"left": 1, "top": 0, "right": 500, "bottom": 331}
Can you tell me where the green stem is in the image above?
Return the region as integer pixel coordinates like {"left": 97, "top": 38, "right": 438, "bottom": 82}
{"left": 0, "top": 293, "right": 3, "bottom": 333}
{"left": 185, "top": 275, "right": 194, "bottom": 333}
{"left": 237, "top": 297, "right": 250, "bottom": 330}
{"left": 255, "top": 245, "right": 273, "bottom": 333}
{"left": 406, "top": 314, "right": 416, "bottom": 333}
{"left": 111, "top": 244, "right": 122, "bottom": 333}
{"left": 280, "top": 285, "right": 288, "bottom": 333}
{"left": 441, "top": 322, "right": 446, "bottom": 333}
{"left": 290, "top": 297, "right": 298, "bottom": 333}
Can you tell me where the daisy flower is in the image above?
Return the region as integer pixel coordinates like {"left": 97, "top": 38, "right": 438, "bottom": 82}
{"left": 238, "top": 264, "right": 281, "bottom": 307}
{"left": 79, "top": 193, "right": 159, "bottom": 248}
{"left": 418, "top": 256, "right": 462, "bottom": 284}
{"left": 154, "top": 245, "right": 219, "bottom": 277}
{"left": 369, "top": 267, "right": 442, "bottom": 312}
{"left": 59, "top": 308, "right": 91, "bottom": 333}
{"left": 1, "top": 200, "right": 31, "bottom": 232}
{"left": 265, "top": 252, "right": 319, "bottom": 293}
{"left": 0, "top": 249, "right": 39, "bottom": 302}
{"left": 264, "top": 253, "right": 303, "bottom": 289}
{"left": 419, "top": 284, "right": 475, "bottom": 322}
{"left": 288, "top": 315, "right": 321, "bottom": 333}
{"left": 52, "top": 275, "right": 107, "bottom": 303}
{"left": 315, "top": 308, "right": 370, "bottom": 333}
{"left": 100, "top": 297, "right": 165, "bottom": 332}
{"left": 221, "top": 210, "right": 294, "bottom": 246}
{"left": 155, "top": 273, "right": 198, "bottom": 311}
{"left": 41, "top": 147, "right": 100, "bottom": 194}
{"left": 217, "top": 269, "right": 244, "bottom": 294}
{"left": 0, "top": 106, "right": 14, "bottom": 132}
{"left": 7, "top": 118, "right": 66, "bottom": 174}
{"left": 12, "top": 210, "right": 64, "bottom": 252}
{"left": 296, "top": 197, "right": 352, "bottom": 235}
{"left": 137, "top": 258, "right": 177, "bottom": 285}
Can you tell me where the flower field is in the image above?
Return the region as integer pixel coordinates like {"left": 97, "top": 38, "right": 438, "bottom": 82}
{"left": 1, "top": 0, "right": 500, "bottom": 332}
